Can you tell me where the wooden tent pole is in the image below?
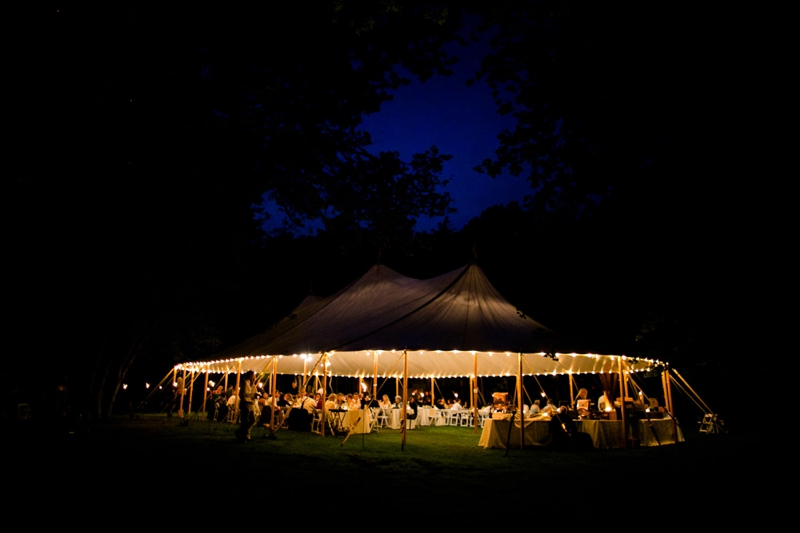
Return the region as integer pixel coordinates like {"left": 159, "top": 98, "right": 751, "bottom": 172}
{"left": 171, "top": 368, "right": 179, "bottom": 417}
{"left": 618, "top": 358, "right": 627, "bottom": 448}
{"left": 518, "top": 353, "right": 524, "bottom": 450}
{"left": 188, "top": 369, "right": 195, "bottom": 416}
{"left": 234, "top": 360, "right": 242, "bottom": 423}
{"left": 303, "top": 358, "right": 308, "bottom": 394}
{"left": 321, "top": 353, "right": 328, "bottom": 437}
{"left": 270, "top": 357, "right": 277, "bottom": 432}
{"left": 201, "top": 368, "right": 209, "bottom": 421}
{"left": 623, "top": 363, "right": 630, "bottom": 399}
{"left": 430, "top": 377, "right": 435, "bottom": 409}
{"left": 569, "top": 373, "right": 575, "bottom": 408}
{"left": 473, "top": 352, "right": 479, "bottom": 434}
{"left": 373, "top": 352, "right": 378, "bottom": 402}
{"left": 179, "top": 369, "right": 186, "bottom": 418}
{"left": 402, "top": 349, "right": 408, "bottom": 451}
{"left": 666, "top": 368, "right": 677, "bottom": 443}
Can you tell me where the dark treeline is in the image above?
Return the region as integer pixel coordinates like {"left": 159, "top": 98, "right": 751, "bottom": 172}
{"left": 10, "top": 3, "right": 757, "bottom": 429}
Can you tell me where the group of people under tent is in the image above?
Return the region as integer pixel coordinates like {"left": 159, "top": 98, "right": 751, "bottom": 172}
{"left": 210, "top": 371, "right": 672, "bottom": 442}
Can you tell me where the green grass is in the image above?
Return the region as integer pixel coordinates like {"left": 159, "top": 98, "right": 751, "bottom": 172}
{"left": 12, "top": 414, "right": 772, "bottom": 515}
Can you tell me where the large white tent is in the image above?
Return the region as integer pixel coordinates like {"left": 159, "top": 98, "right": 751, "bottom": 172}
{"left": 176, "top": 263, "right": 660, "bottom": 378}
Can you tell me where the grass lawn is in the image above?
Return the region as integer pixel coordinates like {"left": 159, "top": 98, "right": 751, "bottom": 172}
{"left": 11, "top": 414, "right": 770, "bottom": 517}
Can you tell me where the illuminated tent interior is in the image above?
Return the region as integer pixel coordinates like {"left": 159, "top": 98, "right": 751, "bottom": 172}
{"left": 176, "top": 263, "right": 660, "bottom": 378}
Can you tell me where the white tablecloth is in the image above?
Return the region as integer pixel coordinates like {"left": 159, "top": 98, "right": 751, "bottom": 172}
{"left": 479, "top": 417, "right": 684, "bottom": 449}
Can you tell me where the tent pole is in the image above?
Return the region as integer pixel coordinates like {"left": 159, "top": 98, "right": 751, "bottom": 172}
{"left": 321, "top": 353, "right": 328, "bottom": 437}
{"left": 171, "top": 368, "right": 178, "bottom": 418}
{"left": 569, "top": 373, "right": 575, "bottom": 408}
{"left": 618, "top": 358, "right": 627, "bottom": 448}
{"left": 518, "top": 354, "right": 524, "bottom": 450}
{"left": 402, "top": 349, "right": 408, "bottom": 451}
{"left": 473, "top": 352, "right": 478, "bottom": 434}
{"left": 179, "top": 369, "right": 186, "bottom": 418}
{"left": 372, "top": 352, "right": 378, "bottom": 403}
{"left": 201, "top": 368, "right": 209, "bottom": 421}
{"left": 188, "top": 369, "right": 195, "bottom": 417}
{"left": 672, "top": 368, "right": 714, "bottom": 414}
{"left": 270, "top": 357, "right": 277, "bottom": 433}
{"left": 303, "top": 358, "right": 308, "bottom": 395}
{"left": 430, "top": 377, "right": 435, "bottom": 409}
{"left": 666, "top": 368, "right": 677, "bottom": 443}
{"left": 234, "top": 360, "right": 242, "bottom": 423}
{"left": 623, "top": 363, "right": 630, "bottom": 399}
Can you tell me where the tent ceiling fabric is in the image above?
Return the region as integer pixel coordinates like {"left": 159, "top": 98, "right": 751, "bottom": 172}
{"left": 177, "top": 264, "right": 660, "bottom": 377}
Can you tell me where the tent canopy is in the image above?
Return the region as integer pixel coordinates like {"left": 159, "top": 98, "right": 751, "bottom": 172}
{"left": 177, "top": 263, "right": 658, "bottom": 377}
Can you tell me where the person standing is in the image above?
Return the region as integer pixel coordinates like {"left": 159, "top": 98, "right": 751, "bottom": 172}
{"left": 235, "top": 370, "right": 257, "bottom": 442}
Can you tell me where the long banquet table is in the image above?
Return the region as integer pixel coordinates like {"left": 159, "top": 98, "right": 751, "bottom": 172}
{"left": 478, "top": 416, "right": 684, "bottom": 449}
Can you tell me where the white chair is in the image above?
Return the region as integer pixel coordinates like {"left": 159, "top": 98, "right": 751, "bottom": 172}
{"left": 370, "top": 408, "right": 381, "bottom": 432}
{"left": 377, "top": 408, "right": 391, "bottom": 428}
{"left": 311, "top": 409, "right": 323, "bottom": 434}
{"left": 446, "top": 410, "right": 460, "bottom": 426}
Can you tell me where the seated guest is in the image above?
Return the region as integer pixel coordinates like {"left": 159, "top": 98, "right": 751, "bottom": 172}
{"left": 278, "top": 393, "right": 292, "bottom": 408}
{"left": 379, "top": 394, "right": 392, "bottom": 409}
{"left": 541, "top": 398, "right": 558, "bottom": 415}
{"left": 575, "top": 388, "right": 590, "bottom": 415}
{"left": 259, "top": 394, "right": 284, "bottom": 429}
{"left": 529, "top": 399, "right": 541, "bottom": 416}
{"left": 295, "top": 393, "right": 316, "bottom": 414}
{"left": 325, "top": 394, "right": 337, "bottom": 410}
{"left": 226, "top": 393, "right": 238, "bottom": 410}
{"left": 314, "top": 392, "right": 323, "bottom": 410}
{"left": 393, "top": 395, "right": 404, "bottom": 408}
{"left": 346, "top": 393, "right": 359, "bottom": 410}
{"left": 598, "top": 393, "right": 611, "bottom": 412}
{"left": 450, "top": 399, "right": 463, "bottom": 411}
{"left": 407, "top": 396, "right": 418, "bottom": 420}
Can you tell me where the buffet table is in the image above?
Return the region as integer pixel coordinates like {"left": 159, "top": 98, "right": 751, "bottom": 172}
{"left": 478, "top": 418, "right": 551, "bottom": 449}
{"left": 479, "top": 416, "right": 684, "bottom": 449}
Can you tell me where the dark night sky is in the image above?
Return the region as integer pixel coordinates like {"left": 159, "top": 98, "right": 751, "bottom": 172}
{"left": 358, "top": 37, "right": 527, "bottom": 232}
{"left": 261, "top": 27, "right": 529, "bottom": 234}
